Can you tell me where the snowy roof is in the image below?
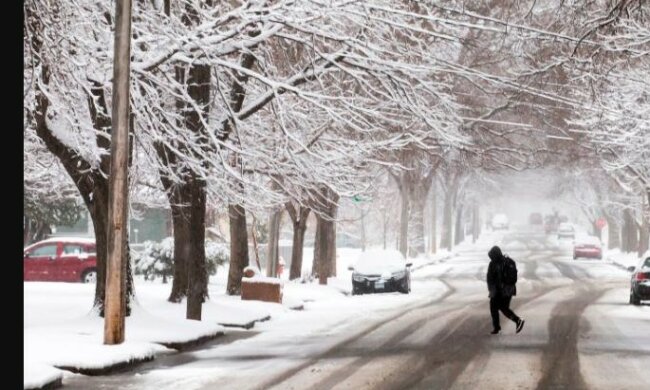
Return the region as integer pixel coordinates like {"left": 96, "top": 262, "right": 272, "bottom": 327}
{"left": 25, "top": 237, "right": 96, "bottom": 250}
{"left": 574, "top": 235, "right": 601, "bottom": 246}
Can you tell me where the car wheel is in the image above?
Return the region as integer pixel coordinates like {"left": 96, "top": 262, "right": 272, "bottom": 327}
{"left": 573, "top": 255, "right": 577, "bottom": 260}
{"left": 81, "top": 269, "right": 97, "bottom": 284}
{"left": 630, "top": 291, "right": 641, "bottom": 305}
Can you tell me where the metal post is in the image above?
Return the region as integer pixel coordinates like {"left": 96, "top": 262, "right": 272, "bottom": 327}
{"left": 104, "top": 0, "right": 133, "bottom": 345}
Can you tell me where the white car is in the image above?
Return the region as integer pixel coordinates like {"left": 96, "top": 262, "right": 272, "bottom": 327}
{"left": 492, "top": 214, "right": 509, "bottom": 230}
{"left": 557, "top": 223, "right": 575, "bottom": 239}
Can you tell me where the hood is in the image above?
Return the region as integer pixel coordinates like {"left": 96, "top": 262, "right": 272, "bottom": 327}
{"left": 488, "top": 246, "right": 504, "bottom": 262}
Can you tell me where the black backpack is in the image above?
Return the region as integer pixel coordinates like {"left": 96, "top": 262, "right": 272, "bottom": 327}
{"left": 502, "top": 255, "right": 518, "bottom": 285}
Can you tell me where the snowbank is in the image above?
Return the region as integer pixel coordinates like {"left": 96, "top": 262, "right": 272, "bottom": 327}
{"left": 24, "top": 363, "right": 63, "bottom": 390}
{"left": 605, "top": 249, "right": 647, "bottom": 270}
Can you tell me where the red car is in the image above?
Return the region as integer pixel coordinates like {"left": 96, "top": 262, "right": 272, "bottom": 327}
{"left": 573, "top": 236, "right": 602, "bottom": 260}
{"left": 24, "top": 237, "right": 97, "bottom": 283}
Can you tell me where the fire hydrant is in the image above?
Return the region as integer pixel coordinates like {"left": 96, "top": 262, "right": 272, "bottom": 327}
{"left": 277, "top": 256, "right": 286, "bottom": 277}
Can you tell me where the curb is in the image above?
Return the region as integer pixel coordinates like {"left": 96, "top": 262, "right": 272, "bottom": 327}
{"left": 157, "top": 331, "right": 225, "bottom": 351}
{"left": 55, "top": 355, "right": 155, "bottom": 376}
{"left": 25, "top": 377, "right": 63, "bottom": 390}
{"left": 607, "top": 258, "right": 635, "bottom": 273}
{"left": 219, "top": 315, "right": 271, "bottom": 330}
{"left": 411, "top": 252, "right": 457, "bottom": 272}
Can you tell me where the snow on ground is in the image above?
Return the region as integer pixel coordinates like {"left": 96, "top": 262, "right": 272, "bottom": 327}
{"left": 25, "top": 281, "right": 227, "bottom": 387}
{"left": 24, "top": 362, "right": 64, "bottom": 390}
{"left": 579, "top": 287, "right": 650, "bottom": 389}
{"left": 605, "top": 248, "right": 649, "bottom": 270}
{"left": 111, "top": 280, "right": 451, "bottom": 390}
{"left": 24, "top": 237, "right": 483, "bottom": 388}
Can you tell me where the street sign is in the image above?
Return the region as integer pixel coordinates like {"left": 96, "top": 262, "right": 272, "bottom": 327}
{"left": 595, "top": 218, "right": 607, "bottom": 229}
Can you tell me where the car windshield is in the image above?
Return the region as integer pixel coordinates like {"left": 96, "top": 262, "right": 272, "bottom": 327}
{"left": 354, "top": 250, "right": 405, "bottom": 274}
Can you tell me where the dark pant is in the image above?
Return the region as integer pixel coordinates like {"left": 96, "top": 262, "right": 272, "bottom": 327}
{"left": 490, "top": 295, "right": 520, "bottom": 330}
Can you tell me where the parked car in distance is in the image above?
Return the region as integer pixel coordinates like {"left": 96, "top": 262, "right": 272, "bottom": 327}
{"left": 573, "top": 235, "right": 602, "bottom": 260}
{"left": 529, "top": 213, "right": 543, "bottom": 225}
{"left": 557, "top": 223, "right": 575, "bottom": 239}
{"left": 491, "top": 214, "right": 509, "bottom": 230}
{"left": 24, "top": 237, "right": 97, "bottom": 283}
{"left": 348, "top": 249, "right": 412, "bottom": 295}
{"left": 629, "top": 257, "right": 650, "bottom": 305}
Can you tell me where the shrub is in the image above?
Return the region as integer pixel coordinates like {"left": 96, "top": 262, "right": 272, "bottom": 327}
{"left": 134, "top": 237, "right": 229, "bottom": 282}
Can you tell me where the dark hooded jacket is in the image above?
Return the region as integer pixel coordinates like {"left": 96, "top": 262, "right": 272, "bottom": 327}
{"left": 487, "top": 246, "right": 516, "bottom": 297}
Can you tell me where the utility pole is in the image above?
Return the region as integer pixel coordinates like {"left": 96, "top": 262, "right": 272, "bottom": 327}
{"left": 104, "top": 0, "right": 133, "bottom": 345}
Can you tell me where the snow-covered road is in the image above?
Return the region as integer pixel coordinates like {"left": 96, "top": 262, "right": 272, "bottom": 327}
{"left": 63, "top": 227, "right": 650, "bottom": 389}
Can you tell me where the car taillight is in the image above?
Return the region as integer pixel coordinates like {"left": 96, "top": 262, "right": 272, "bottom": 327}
{"left": 635, "top": 272, "right": 649, "bottom": 281}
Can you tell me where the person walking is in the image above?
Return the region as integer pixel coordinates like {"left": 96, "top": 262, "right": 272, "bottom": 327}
{"left": 487, "top": 245, "right": 525, "bottom": 334}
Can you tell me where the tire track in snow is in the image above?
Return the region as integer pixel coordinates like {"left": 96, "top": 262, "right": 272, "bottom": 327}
{"left": 256, "top": 280, "right": 457, "bottom": 390}
{"left": 535, "top": 283, "right": 607, "bottom": 390}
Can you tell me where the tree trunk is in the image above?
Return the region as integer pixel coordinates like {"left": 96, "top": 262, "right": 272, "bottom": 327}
{"left": 186, "top": 176, "right": 208, "bottom": 320}
{"left": 23, "top": 217, "right": 31, "bottom": 246}
{"left": 227, "top": 204, "right": 250, "bottom": 295}
{"left": 315, "top": 214, "right": 336, "bottom": 285}
{"left": 454, "top": 204, "right": 464, "bottom": 246}
{"left": 399, "top": 189, "right": 409, "bottom": 257}
{"left": 312, "top": 220, "right": 321, "bottom": 279}
{"left": 441, "top": 189, "right": 454, "bottom": 251}
{"left": 638, "top": 218, "right": 649, "bottom": 257}
{"left": 28, "top": 221, "right": 51, "bottom": 244}
{"left": 360, "top": 209, "right": 367, "bottom": 252}
{"left": 472, "top": 204, "right": 479, "bottom": 243}
{"left": 606, "top": 215, "right": 621, "bottom": 250}
{"left": 288, "top": 205, "right": 310, "bottom": 281}
{"left": 313, "top": 189, "right": 339, "bottom": 285}
{"left": 408, "top": 186, "right": 426, "bottom": 257}
{"left": 87, "top": 183, "right": 110, "bottom": 312}
{"left": 382, "top": 210, "right": 388, "bottom": 250}
{"left": 622, "top": 208, "right": 638, "bottom": 253}
{"left": 430, "top": 182, "right": 437, "bottom": 254}
{"left": 266, "top": 209, "right": 282, "bottom": 277}
{"left": 289, "top": 220, "right": 307, "bottom": 280}
{"left": 167, "top": 189, "right": 190, "bottom": 302}
{"left": 177, "top": 59, "right": 211, "bottom": 320}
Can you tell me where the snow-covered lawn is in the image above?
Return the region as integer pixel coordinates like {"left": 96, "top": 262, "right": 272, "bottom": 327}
{"left": 24, "top": 282, "right": 225, "bottom": 389}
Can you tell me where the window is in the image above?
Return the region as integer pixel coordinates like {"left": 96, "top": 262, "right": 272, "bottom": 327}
{"left": 62, "top": 244, "right": 85, "bottom": 256}
{"left": 644, "top": 258, "right": 650, "bottom": 268}
{"left": 29, "top": 245, "right": 58, "bottom": 257}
